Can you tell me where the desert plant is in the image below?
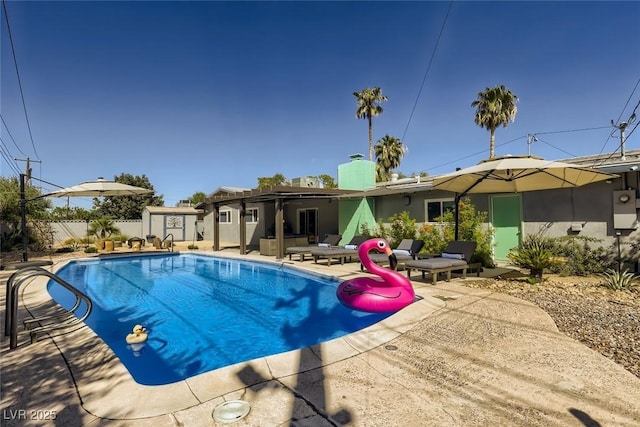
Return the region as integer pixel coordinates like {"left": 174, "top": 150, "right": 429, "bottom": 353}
{"left": 508, "top": 234, "right": 558, "bottom": 283}
{"left": 88, "top": 217, "right": 120, "bottom": 239}
{"left": 84, "top": 246, "right": 98, "bottom": 254}
{"left": 188, "top": 244, "right": 199, "bottom": 250}
{"left": 600, "top": 268, "right": 639, "bottom": 291}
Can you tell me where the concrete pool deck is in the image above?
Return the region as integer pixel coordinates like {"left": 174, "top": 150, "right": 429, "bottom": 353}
{"left": 2, "top": 247, "right": 640, "bottom": 426}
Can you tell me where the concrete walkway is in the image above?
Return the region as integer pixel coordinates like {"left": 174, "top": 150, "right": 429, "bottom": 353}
{"left": 1, "top": 248, "right": 639, "bottom": 426}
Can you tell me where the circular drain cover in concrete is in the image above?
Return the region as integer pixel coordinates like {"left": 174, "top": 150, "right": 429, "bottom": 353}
{"left": 213, "top": 400, "right": 251, "bottom": 423}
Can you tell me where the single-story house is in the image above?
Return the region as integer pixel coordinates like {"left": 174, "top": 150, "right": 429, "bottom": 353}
{"left": 198, "top": 151, "right": 639, "bottom": 269}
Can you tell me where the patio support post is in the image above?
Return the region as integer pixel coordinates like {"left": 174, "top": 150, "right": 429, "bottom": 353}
{"left": 275, "top": 198, "right": 284, "bottom": 260}
{"left": 239, "top": 201, "right": 246, "bottom": 255}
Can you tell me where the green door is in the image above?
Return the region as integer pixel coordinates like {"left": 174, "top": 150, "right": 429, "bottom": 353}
{"left": 491, "top": 194, "right": 522, "bottom": 262}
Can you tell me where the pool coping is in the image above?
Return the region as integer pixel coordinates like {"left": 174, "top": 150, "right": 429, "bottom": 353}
{"left": 20, "top": 252, "right": 445, "bottom": 420}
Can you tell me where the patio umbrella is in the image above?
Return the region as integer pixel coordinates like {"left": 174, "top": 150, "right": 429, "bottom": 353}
{"left": 45, "top": 177, "right": 154, "bottom": 198}
{"left": 431, "top": 155, "right": 617, "bottom": 239}
{"left": 20, "top": 178, "right": 153, "bottom": 262}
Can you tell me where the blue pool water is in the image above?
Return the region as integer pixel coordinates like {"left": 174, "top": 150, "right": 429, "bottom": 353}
{"left": 48, "top": 253, "right": 391, "bottom": 385}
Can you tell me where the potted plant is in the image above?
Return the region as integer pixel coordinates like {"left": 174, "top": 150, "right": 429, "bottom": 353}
{"left": 89, "top": 217, "right": 120, "bottom": 251}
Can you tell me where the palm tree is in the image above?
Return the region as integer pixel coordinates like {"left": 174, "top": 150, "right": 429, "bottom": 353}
{"left": 89, "top": 216, "right": 120, "bottom": 240}
{"left": 354, "top": 87, "right": 388, "bottom": 161}
{"left": 471, "top": 85, "right": 518, "bottom": 158}
{"left": 374, "top": 134, "right": 407, "bottom": 182}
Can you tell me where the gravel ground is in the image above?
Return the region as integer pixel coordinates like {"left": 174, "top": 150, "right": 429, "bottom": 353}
{"left": 463, "top": 274, "right": 640, "bottom": 379}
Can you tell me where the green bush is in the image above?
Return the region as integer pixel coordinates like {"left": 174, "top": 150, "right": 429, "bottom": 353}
{"left": 361, "top": 211, "right": 419, "bottom": 248}
{"left": 417, "top": 197, "right": 495, "bottom": 267}
{"left": 417, "top": 223, "right": 448, "bottom": 254}
{"left": 84, "top": 246, "right": 98, "bottom": 254}
{"left": 387, "top": 211, "right": 418, "bottom": 247}
{"left": 54, "top": 246, "right": 75, "bottom": 253}
{"left": 548, "top": 235, "right": 613, "bottom": 276}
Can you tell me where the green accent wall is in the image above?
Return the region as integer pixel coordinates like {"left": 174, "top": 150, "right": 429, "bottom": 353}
{"left": 337, "top": 155, "right": 376, "bottom": 243}
{"left": 339, "top": 198, "right": 375, "bottom": 244}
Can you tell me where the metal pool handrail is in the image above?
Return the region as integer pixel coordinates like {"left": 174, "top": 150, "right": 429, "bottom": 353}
{"left": 5, "top": 266, "right": 93, "bottom": 349}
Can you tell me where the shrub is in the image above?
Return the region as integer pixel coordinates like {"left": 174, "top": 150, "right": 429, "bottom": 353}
{"left": 84, "top": 246, "right": 98, "bottom": 254}
{"left": 55, "top": 246, "right": 75, "bottom": 253}
{"left": 600, "top": 268, "right": 639, "bottom": 291}
{"left": 507, "top": 234, "right": 559, "bottom": 283}
{"left": 548, "top": 235, "right": 614, "bottom": 276}
{"left": 387, "top": 211, "right": 417, "bottom": 247}
{"left": 417, "top": 223, "right": 447, "bottom": 254}
{"left": 418, "top": 197, "right": 495, "bottom": 267}
{"left": 187, "top": 244, "right": 199, "bottom": 250}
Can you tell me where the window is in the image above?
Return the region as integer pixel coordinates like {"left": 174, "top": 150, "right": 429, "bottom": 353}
{"left": 297, "top": 208, "right": 318, "bottom": 237}
{"left": 219, "top": 210, "right": 232, "bottom": 224}
{"left": 426, "top": 199, "right": 456, "bottom": 222}
{"left": 246, "top": 208, "right": 259, "bottom": 224}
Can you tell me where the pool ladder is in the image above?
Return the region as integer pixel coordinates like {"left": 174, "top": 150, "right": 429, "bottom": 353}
{"left": 4, "top": 266, "right": 92, "bottom": 350}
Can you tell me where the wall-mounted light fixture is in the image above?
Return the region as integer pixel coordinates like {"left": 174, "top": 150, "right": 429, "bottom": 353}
{"left": 619, "top": 194, "right": 631, "bottom": 203}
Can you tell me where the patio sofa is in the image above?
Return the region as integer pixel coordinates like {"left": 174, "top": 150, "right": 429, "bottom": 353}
{"left": 309, "top": 235, "right": 370, "bottom": 266}
{"left": 285, "top": 234, "right": 342, "bottom": 262}
{"left": 404, "top": 241, "right": 481, "bottom": 284}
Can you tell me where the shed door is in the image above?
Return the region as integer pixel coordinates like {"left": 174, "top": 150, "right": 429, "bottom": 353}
{"left": 491, "top": 194, "right": 522, "bottom": 262}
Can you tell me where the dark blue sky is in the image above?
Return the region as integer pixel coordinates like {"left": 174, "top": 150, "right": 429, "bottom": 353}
{"left": 2, "top": 1, "right": 639, "bottom": 207}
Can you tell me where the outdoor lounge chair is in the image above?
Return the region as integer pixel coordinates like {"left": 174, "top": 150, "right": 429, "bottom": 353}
{"left": 404, "top": 241, "right": 481, "bottom": 284}
{"left": 361, "top": 239, "right": 425, "bottom": 271}
{"left": 309, "top": 235, "right": 370, "bottom": 266}
{"left": 286, "top": 234, "right": 342, "bottom": 261}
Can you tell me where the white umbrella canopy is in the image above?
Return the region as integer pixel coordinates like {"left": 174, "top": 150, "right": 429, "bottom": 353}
{"left": 432, "top": 155, "right": 617, "bottom": 195}
{"left": 45, "top": 177, "right": 154, "bottom": 198}
{"left": 431, "top": 155, "right": 618, "bottom": 240}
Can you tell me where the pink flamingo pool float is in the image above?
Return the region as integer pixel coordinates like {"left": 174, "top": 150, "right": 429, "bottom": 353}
{"left": 337, "top": 238, "right": 416, "bottom": 313}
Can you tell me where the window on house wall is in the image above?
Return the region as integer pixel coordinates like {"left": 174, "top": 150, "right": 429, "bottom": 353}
{"left": 246, "top": 208, "right": 259, "bottom": 223}
{"left": 219, "top": 210, "right": 232, "bottom": 224}
{"left": 425, "top": 199, "right": 456, "bottom": 222}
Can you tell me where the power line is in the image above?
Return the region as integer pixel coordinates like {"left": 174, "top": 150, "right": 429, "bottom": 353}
{"left": 401, "top": 1, "right": 454, "bottom": 143}
{"left": 2, "top": 0, "right": 40, "bottom": 160}
{"left": 426, "top": 135, "right": 525, "bottom": 172}
{"left": 533, "top": 125, "right": 611, "bottom": 136}
{"left": 0, "top": 138, "right": 21, "bottom": 175}
{"left": 594, "top": 76, "right": 640, "bottom": 157}
{"left": 0, "top": 114, "right": 28, "bottom": 157}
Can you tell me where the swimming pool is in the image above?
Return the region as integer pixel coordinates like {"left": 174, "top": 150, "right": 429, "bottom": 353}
{"left": 48, "top": 253, "right": 391, "bottom": 385}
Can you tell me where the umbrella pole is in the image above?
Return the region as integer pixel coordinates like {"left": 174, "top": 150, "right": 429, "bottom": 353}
{"left": 454, "top": 194, "right": 460, "bottom": 241}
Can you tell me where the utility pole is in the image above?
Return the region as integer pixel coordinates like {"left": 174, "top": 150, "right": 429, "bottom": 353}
{"left": 527, "top": 134, "right": 538, "bottom": 156}
{"left": 15, "top": 157, "right": 42, "bottom": 262}
{"left": 611, "top": 114, "right": 636, "bottom": 161}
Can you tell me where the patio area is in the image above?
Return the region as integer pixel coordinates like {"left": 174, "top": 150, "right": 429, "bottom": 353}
{"left": 1, "top": 245, "right": 639, "bottom": 426}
